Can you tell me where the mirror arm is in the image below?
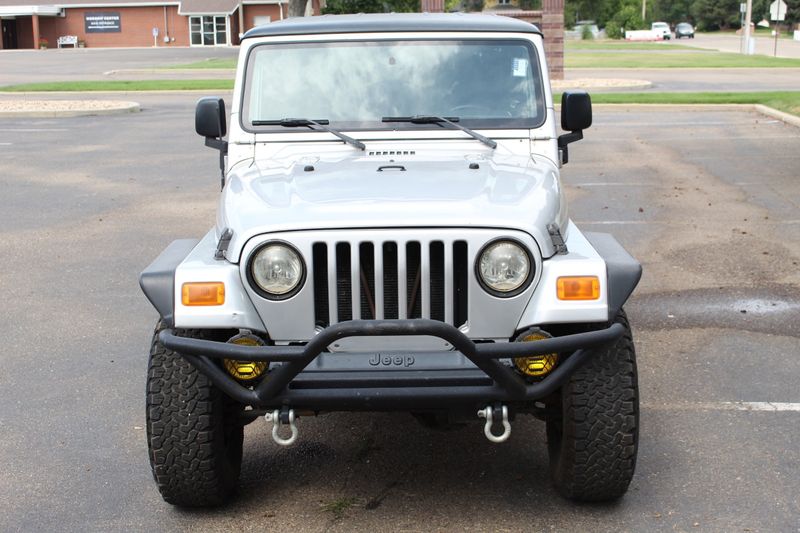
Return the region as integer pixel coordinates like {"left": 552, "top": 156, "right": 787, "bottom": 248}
{"left": 557, "top": 130, "right": 583, "bottom": 165}
{"left": 204, "top": 137, "right": 228, "bottom": 189}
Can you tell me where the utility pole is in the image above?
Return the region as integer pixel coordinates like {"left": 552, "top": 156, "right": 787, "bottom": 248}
{"left": 641, "top": 0, "right": 646, "bottom": 21}
{"left": 743, "top": 0, "right": 753, "bottom": 55}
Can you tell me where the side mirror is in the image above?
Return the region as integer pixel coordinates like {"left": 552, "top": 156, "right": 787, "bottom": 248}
{"left": 561, "top": 91, "right": 592, "bottom": 131}
{"left": 195, "top": 97, "right": 228, "bottom": 188}
{"left": 195, "top": 97, "right": 227, "bottom": 139}
{"left": 558, "top": 91, "right": 592, "bottom": 165}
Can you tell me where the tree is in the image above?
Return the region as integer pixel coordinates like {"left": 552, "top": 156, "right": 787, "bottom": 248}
{"left": 605, "top": 2, "right": 645, "bottom": 37}
{"left": 321, "top": 0, "right": 420, "bottom": 13}
{"left": 650, "top": 0, "right": 694, "bottom": 23}
{"left": 322, "top": 0, "right": 381, "bottom": 13}
{"left": 690, "top": 0, "right": 740, "bottom": 30}
{"left": 288, "top": 0, "right": 307, "bottom": 16}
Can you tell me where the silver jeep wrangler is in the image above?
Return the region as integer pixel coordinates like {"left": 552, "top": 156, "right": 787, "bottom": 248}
{"left": 140, "top": 13, "right": 641, "bottom": 507}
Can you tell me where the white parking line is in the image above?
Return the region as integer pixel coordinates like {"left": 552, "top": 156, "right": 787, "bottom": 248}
{"left": 644, "top": 401, "right": 800, "bottom": 412}
{"left": 572, "top": 182, "right": 652, "bottom": 187}
{"left": 0, "top": 142, "right": 11, "bottom": 146}
{"left": 576, "top": 220, "right": 800, "bottom": 225}
{"left": 1, "top": 128, "right": 69, "bottom": 132}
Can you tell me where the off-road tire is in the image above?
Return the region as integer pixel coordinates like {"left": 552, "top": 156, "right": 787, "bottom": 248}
{"left": 146, "top": 321, "right": 243, "bottom": 507}
{"left": 546, "top": 310, "right": 639, "bottom": 502}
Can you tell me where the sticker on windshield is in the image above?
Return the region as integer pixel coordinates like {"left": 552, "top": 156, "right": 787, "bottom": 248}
{"left": 512, "top": 58, "right": 528, "bottom": 77}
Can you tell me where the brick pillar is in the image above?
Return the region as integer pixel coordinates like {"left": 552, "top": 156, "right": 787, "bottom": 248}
{"left": 541, "top": 0, "right": 564, "bottom": 80}
{"left": 32, "top": 13, "right": 40, "bottom": 49}
{"left": 420, "top": 0, "right": 444, "bottom": 12}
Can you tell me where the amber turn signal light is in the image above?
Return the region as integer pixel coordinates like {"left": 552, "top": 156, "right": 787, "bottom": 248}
{"left": 182, "top": 282, "right": 225, "bottom": 306}
{"left": 557, "top": 276, "right": 600, "bottom": 300}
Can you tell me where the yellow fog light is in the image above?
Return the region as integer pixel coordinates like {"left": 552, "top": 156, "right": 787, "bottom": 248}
{"left": 513, "top": 329, "right": 558, "bottom": 378}
{"left": 557, "top": 276, "right": 600, "bottom": 301}
{"left": 224, "top": 332, "right": 267, "bottom": 381}
{"left": 182, "top": 282, "right": 225, "bottom": 306}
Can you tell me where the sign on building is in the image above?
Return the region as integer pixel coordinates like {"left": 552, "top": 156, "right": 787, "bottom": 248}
{"left": 84, "top": 12, "right": 121, "bottom": 33}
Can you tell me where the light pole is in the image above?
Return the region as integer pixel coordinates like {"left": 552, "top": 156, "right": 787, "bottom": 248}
{"left": 744, "top": 0, "right": 753, "bottom": 55}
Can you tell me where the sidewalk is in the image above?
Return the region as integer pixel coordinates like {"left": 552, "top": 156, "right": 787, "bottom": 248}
{"left": 685, "top": 32, "right": 800, "bottom": 59}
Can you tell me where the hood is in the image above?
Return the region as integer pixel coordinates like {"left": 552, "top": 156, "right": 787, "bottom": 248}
{"left": 219, "top": 150, "right": 566, "bottom": 262}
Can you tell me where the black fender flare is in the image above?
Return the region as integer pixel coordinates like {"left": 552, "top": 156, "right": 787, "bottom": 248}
{"left": 584, "top": 232, "right": 642, "bottom": 321}
{"left": 139, "top": 239, "right": 199, "bottom": 327}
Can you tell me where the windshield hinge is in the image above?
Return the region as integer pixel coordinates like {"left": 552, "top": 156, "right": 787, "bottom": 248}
{"left": 547, "top": 223, "right": 568, "bottom": 255}
{"left": 215, "top": 228, "right": 234, "bottom": 260}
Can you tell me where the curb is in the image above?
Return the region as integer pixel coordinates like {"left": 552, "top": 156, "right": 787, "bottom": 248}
{"left": 104, "top": 68, "right": 236, "bottom": 75}
{"left": 588, "top": 103, "right": 799, "bottom": 128}
{"left": 0, "top": 90, "right": 231, "bottom": 96}
{"left": 0, "top": 101, "right": 140, "bottom": 118}
{"left": 754, "top": 104, "right": 800, "bottom": 128}
{"left": 553, "top": 79, "right": 653, "bottom": 90}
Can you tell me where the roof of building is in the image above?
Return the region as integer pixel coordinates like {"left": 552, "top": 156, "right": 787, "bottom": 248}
{"left": 242, "top": 13, "right": 542, "bottom": 40}
{"left": 0, "top": 0, "right": 279, "bottom": 15}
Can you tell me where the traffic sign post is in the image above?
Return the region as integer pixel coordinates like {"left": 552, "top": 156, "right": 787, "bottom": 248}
{"left": 770, "top": 0, "right": 786, "bottom": 57}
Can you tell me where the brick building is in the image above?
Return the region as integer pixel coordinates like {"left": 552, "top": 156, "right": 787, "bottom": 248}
{"left": 0, "top": 0, "right": 320, "bottom": 49}
{"left": 1, "top": 0, "right": 562, "bottom": 80}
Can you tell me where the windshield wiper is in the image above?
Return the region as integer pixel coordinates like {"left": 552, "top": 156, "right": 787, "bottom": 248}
{"left": 382, "top": 115, "right": 497, "bottom": 149}
{"left": 251, "top": 118, "right": 365, "bottom": 151}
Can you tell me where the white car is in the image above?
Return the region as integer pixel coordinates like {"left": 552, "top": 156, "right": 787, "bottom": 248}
{"left": 652, "top": 21, "right": 672, "bottom": 40}
{"left": 140, "top": 13, "right": 642, "bottom": 508}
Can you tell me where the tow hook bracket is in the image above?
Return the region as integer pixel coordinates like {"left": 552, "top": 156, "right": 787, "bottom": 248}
{"left": 265, "top": 407, "right": 298, "bottom": 446}
{"left": 477, "top": 404, "right": 511, "bottom": 443}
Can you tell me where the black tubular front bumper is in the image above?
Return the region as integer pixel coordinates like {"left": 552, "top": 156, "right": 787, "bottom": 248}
{"left": 159, "top": 319, "right": 624, "bottom": 410}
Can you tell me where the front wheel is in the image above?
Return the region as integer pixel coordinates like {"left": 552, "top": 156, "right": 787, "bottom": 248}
{"left": 546, "top": 311, "right": 639, "bottom": 502}
{"left": 146, "top": 321, "right": 244, "bottom": 507}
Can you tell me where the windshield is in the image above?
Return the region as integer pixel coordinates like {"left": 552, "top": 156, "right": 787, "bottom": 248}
{"left": 242, "top": 39, "right": 545, "bottom": 131}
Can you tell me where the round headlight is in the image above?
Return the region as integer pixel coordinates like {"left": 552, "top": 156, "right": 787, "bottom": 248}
{"left": 249, "top": 243, "right": 305, "bottom": 298}
{"left": 477, "top": 240, "right": 532, "bottom": 296}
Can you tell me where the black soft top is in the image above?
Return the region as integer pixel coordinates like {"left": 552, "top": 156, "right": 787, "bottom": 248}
{"left": 242, "top": 13, "right": 542, "bottom": 40}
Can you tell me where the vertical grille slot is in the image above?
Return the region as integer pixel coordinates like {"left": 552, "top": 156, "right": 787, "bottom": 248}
{"left": 336, "top": 242, "right": 352, "bottom": 322}
{"left": 382, "top": 242, "right": 398, "bottom": 319}
{"left": 430, "top": 241, "right": 445, "bottom": 322}
{"left": 405, "top": 242, "right": 422, "bottom": 319}
{"left": 359, "top": 242, "right": 375, "bottom": 320}
{"left": 309, "top": 235, "right": 470, "bottom": 328}
{"left": 453, "top": 240, "right": 468, "bottom": 328}
{"left": 312, "top": 243, "right": 329, "bottom": 327}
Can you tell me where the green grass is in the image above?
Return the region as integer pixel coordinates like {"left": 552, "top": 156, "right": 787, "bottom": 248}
{"left": 0, "top": 80, "right": 234, "bottom": 92}
{"left": 567, "top": 50, "right": 800, "bottom": 68}
{"left": 322, "top": 497, "right": 357, "bottom": 519}
{"left": 163, "top": 58, "right": 237, "bottom": 69}
{"left": 583, "top": 91, "right": 800, "bottom": 116}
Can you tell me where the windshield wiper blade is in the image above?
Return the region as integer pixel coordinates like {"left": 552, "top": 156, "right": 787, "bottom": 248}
{"left": 382, "top": 115, "right": 497, "bottom": 149}
{"left": 251, "top": 118, "right": 365, "bottom": 151}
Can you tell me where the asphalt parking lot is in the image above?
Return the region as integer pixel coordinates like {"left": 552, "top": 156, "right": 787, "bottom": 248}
{"left": 1, "top": 95, "right": 799, "bottom": 532}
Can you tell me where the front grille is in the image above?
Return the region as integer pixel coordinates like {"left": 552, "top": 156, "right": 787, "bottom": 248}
{"left": 313, "top": 239, "right": 469, "bottom": 328}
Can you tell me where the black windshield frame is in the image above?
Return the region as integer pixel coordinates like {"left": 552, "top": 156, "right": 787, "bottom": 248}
{"left": 240, "top": 38, "right": 547, "bottom": 134}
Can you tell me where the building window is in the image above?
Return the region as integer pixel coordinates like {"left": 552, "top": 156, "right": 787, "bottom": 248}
{"left": 189, "top": 15, "right": 228, "bottom": 46}
{"left": 253, "top": 15, "right": 271, "bottom": 28}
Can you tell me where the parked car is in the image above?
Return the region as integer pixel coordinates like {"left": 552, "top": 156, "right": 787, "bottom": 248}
{"left": 140, "top": 12, "right": 642, "bottom": 508}
{"left": 675, "top": 22, "right": 695, "bottom": 39}
{"left": 651, "top": 22, "right": 672, "bottom": 40}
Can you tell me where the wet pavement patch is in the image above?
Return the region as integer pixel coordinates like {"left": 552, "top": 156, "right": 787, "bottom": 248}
{"left": 628, "top": 284, "right": 800, "bottom": 337}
